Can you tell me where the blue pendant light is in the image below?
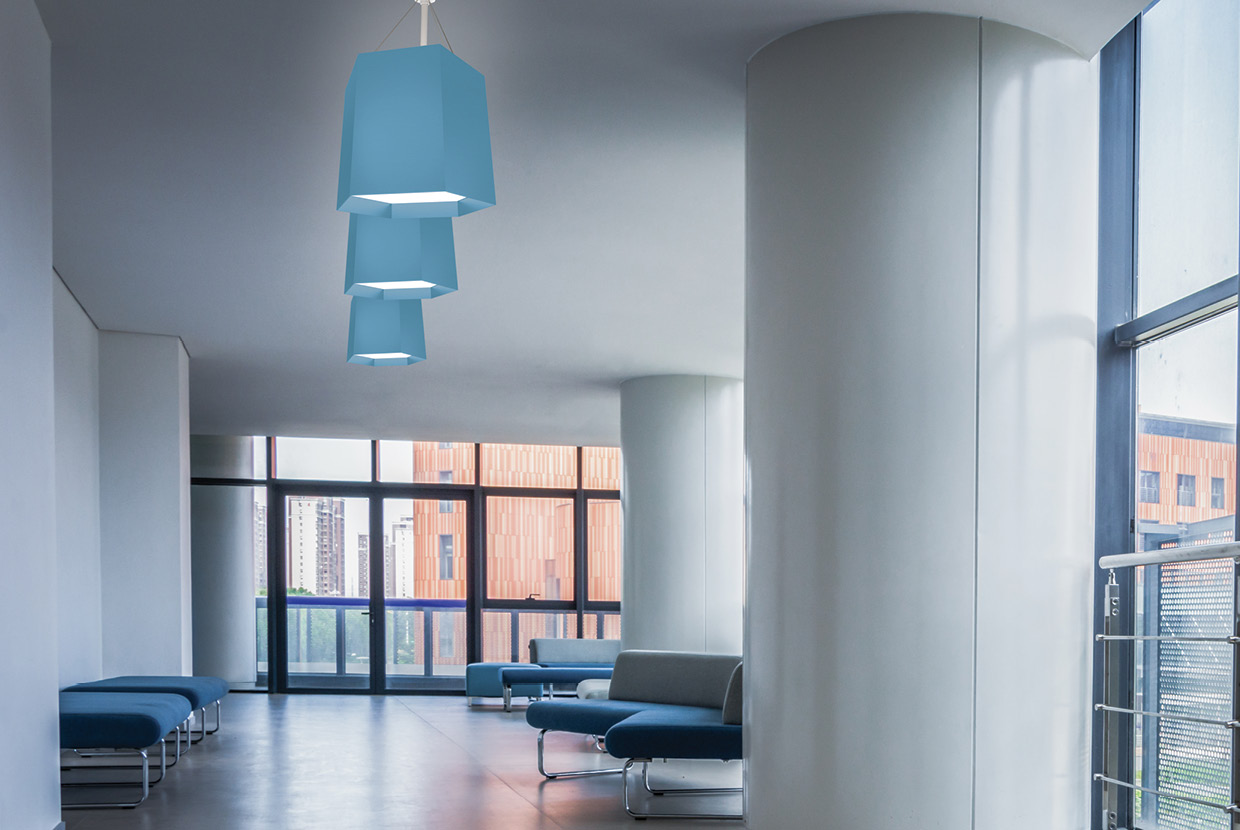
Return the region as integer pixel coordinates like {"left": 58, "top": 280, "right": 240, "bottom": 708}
{"left": 347, "top": 296, "right": 427, "bottom": 366}
{"left": 338, "top": 43, "right": 495, "bottom": 219}
{"left": 345, "top": 214, "right": 456, "bottom": 300}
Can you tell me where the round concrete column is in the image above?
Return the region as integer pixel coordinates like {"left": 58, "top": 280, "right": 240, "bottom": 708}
{"left": 745, "top": 15, "right": 1097, "bottom": 829}
{"left": 620, "top": 375, "right": 744, "bottom": 654}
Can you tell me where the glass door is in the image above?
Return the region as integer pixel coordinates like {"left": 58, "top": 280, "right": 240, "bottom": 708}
{"left": 380, "top": 498, "right": 468, "bottom": 690}
{"left": 284, "top": 494, "right": 372, "bottom": 690}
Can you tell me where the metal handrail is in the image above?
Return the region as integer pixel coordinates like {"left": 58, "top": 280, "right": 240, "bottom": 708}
{"left": 1093, "top": 774, "right": 1239, "bottom": 815}
{"left": 1094, "top": 703, "right": 1240, "bottom": 730}
{"left": 1098, "top": 541, "right": 1240, "bottom": 570}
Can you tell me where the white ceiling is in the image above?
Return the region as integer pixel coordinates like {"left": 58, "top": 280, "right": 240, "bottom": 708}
{"left": 35, "top": 0, "right": 1144, "bottom": 446}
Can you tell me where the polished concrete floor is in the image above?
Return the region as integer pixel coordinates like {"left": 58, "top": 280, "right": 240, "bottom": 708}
{"left": 61, "top": 694, "right": 743, "bottom": 829}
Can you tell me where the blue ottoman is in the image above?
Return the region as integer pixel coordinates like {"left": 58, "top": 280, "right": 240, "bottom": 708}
{"left": 60, "top": 691, "right": 193, "bottom": 809}
{"left": 464, "top": 663, "right": 543, "bottom": 706}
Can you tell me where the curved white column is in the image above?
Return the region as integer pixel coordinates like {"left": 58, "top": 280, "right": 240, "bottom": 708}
{"left": 620, "top": 375, "right": 744, "bottom": 654}
{"left": 745, "top": 15, "right": 1097, "bottom": 829}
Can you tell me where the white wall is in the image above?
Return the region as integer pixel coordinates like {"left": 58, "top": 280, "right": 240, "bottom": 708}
{"left": 0, "top": 1, "right": 62, "bottom": 826}
{"left": 745, "top": 15, "right": 1096, "bottom": 829}
{"left": 620, "top": 375, "right": 744, "bottom": 654}
{"left": 99, "top": 332, "right": 193, "bottom": 676}
{"left": 54, "top": 277, "right": 103, "bottom": 687}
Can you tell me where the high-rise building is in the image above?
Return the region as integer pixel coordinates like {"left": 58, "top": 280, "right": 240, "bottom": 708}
{"left": 253, "top": 498, "right": 267, "bottom": 594}
{"left": 286, "top": 496, "right": 346, "bottom": 596}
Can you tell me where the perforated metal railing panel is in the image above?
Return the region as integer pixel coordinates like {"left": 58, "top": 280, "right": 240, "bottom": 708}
{"left": 1151, "top": 560, "right": 1232, "bottom": 830}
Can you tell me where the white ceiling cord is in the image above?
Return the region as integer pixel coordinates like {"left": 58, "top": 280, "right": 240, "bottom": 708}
{"left": 375, "top": 0, "right": 454, "bottom": 54}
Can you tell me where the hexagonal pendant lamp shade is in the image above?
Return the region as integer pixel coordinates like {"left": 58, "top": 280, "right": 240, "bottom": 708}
{"left": 345, "top": 215, "right": 456, "bottom": 300}
{"left": 347, "top": 296, "right": 427, "bottom": 366}
{"left": 338, "top": 44, "right": 495, "bottom": 218}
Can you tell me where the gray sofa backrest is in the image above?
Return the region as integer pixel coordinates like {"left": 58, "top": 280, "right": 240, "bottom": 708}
{"left": 528, "top": 638, "right": 621, "bottom": 665}
{"left": 607, "top": 650, "right": 742, "bottom": 709}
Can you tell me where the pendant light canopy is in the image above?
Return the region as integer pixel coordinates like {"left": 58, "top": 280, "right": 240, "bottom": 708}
{"left": 345, "top": 215, "right": 456, "bottom": 300}
{"left": 338, "top": 44, "right": 495, "bottom": 219}
{"left": 347, "top": 296, "right": 427, "bottom": 366}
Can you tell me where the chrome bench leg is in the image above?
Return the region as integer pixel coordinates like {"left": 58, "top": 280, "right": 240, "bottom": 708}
{"left": 622, "top": 759, "right": 743, "bottom": 821}
{"left": 538, "top": 729, "right": 625, "bottom": 779}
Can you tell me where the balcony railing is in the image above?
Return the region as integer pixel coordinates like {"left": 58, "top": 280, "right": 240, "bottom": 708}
{"left": 256, "top": 596, "right": 620, "bottom": 684}
{"left": 1096, "top": 541, "right": 1240, "bottom": 830}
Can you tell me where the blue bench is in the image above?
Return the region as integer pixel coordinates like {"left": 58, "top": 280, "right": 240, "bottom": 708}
{"left": 525, "top": 650, "right": 743, "bottom": 820}
{"left": 499, "top": 666, "right": 614, "bottom": 712}
{"left": 64, "top": 675, "right": 229, "bottom": 741}
{"left": 465, "top": 662, "right": 545, "bottom": 706}
{"left": 60, "top": 691, "right": 193, "bottom": 809}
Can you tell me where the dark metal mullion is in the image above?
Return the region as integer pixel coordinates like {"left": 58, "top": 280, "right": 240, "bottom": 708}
{"left": 467, "top": 442, "right": 484, "bottom": 665}
{"left": 574, "top": 447, "right": 586, "bottom": 637}
{"left": 481, "top": 599, "right": 576, "bottom": 612}
{"left": 466, "top": 483, "right": 482, "bottom": 666}
{"left": 1113, "top": 274, "right": 1239, "bottom": 347}
{"left": 271, "top": 479, "right": 476, "bottom": 497}
{"left": 1095, "top": 18, "right": 1139, "bottom": 830}
{"left": 369, "top": 486, "right": 386, "bottom": 695}
{"left": 268, "top": 438, "right": 288, "bottom": 694}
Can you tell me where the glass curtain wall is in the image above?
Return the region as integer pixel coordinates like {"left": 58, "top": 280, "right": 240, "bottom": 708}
{"left": 1099, "top": 2, "right": 1240, "bottom": 828}
{"left": 191, "top": 438, "right": 622, "bottom": 694}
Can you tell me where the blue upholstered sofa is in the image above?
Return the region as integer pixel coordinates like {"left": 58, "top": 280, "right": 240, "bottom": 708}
{"left": 525, "top": 650, "right": 743, "bottom": 820}
{"left": 466, "top": 637, "right": 621, "bottom": 708}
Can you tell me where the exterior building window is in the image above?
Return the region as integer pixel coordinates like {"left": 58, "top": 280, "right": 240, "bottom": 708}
{"left": 1176, "top": 474, "right": 1196, "bottom": 507}
{"left": 439, "top": 470, "right": 453, "bottom": 513}
{"left": 1139, "top": 471, "right": 1160, "bottom": 504}
{"left": 439, "top": 441, "right": 453, "bottom": 449}
{"left": 438, "top": 534, "right": 454, "bottom": 580}
{"left": 1212, "top": 476, "right": 1226, "bottom": 510}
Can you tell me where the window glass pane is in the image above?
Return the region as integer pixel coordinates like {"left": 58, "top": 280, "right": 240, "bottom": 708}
{"left": 275, "top": 437, "right": 371, "bottom": 482}
{"left": 587, "top": 499, "right": 622, "bottom": 602}
{"left": 378, "top": 440, "right": 414, "bottom": 483}
{"left": 416, "top": 441, "right": 475, "bottom": 485}
{"left": 284, "top": 495, "right": 370, "bottom": 689}
{"left": 379, "top": 440, "right": 476, "bottom": 484}
{"left": 1136, "top": 0, "right": 1240, "bottom": 313}
{"left": 582, "top": 612, "right": 622, "bottom": 641}
{"left": 1134, "top": 310, "right": 1237, "bottom": 830}
{"left": 1136, "top": 310, "right": 1237, "bottom": 551}
{"left": 481, "top": 610, "right": 578, "bottom": 663}
{"left": 481, "top": 444, "right": 577, "bottom": 488}
{"left": 582, "top": 446, "right": 622, "bottom": 490}
{"left": 191, "top": 435, "right": 266, "bottom": 479}
{"left": 381, "top": 499, "right": 466, "bottom": 690}
{"left": 486, "top": 496, "right": 575, "bottom": 600}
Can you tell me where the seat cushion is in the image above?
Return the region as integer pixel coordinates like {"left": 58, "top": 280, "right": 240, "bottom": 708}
{"left": 526, "top": 699, "right": 705, "bottom": 736}
{"left": 65, "top": 675, "right": 229, "bottom": 710}
{"left": 576, "top": 678, "right": 611, "bottom": 699}
{"left": 60, "top": 691, "right": 193, "bottom": 750}
{"left": 501, "top": 666, "right": 613, "bottom": 686}
{"left": 603, "top": 707, "right": 741, "bottom": 761}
